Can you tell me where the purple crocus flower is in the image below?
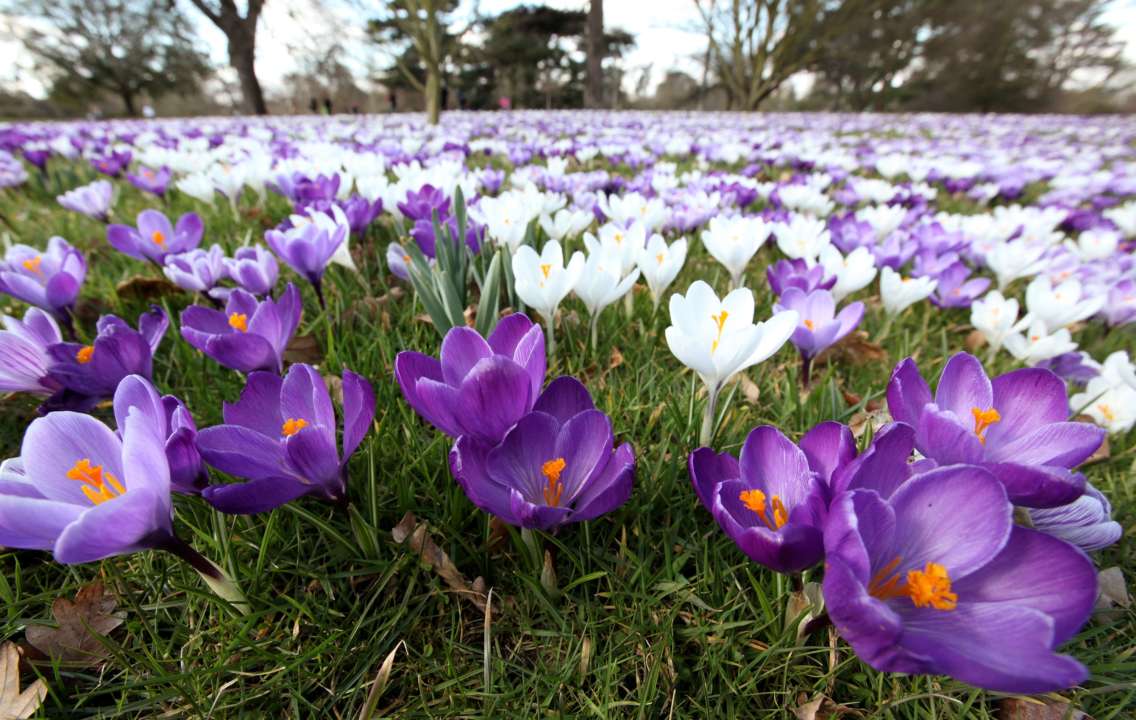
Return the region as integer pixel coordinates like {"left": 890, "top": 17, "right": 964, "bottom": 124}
{"left": 57, "top": 180, "right": 114, "bottom": 222}
{"left": 163, "top": 245, "right": 227, "bottom": 294}
{"left": 689, "top": 426, "right": 829, "bottom": 573}
{"left": 766, "top": 258, "right": 835, "bottom": 298}
{"left": 887, "top": 353, "right": 1105, "bottom": 507}
{"left": 337, "top": 195, "right": 383, "bottom": 237}
{"left": 386, "top": 243, "right": 412, "bottom": 281}
{"left": 23, "top": 149, "right": 50, "bottom": 171}
{"left": 1103, "top": 278, "right": 1136, "bottom": 327}
{"left": 929, "top": 262, "right": 990, "bottom": 308}
{"left": 0, "top": 392, "right": 174, "bottom": 563}
{"left": 47, "top": 307, "right": 168, "bottom": 405}
{"left": 272, "top": 172, "right": 340, "bottom": 208}
{"left": 196, "top": 364, "right": 376, "bottom": 514}
{"left": 265, "top": 222, "right": 345, "bottom": 305}
{"left": 91, "top": 150, "right": 131, "bottom": 178}
{"left": 395, "top": 313, "right": 545, "bottom": 445}
{"left": 0, "top": 236, "right": 86, "bottom": 321}
{"left": 1028, "top": 482, "right": 1122, "bottom": 553}
{"left": 0, "top": 308, "right": 63, "bottom": 395}
{"left": 397, "top": 184, "right": 451, "bottom": 222}
{"left": 112, "top": 375, "right": 209, "bottom": 495}
{"left": 449, "top": 376, "right": 634, "bottom": 529}
{"left": 776, "top": 288, "right": 863, "bottom": 360}
{"left": 107, "top": 209, "right": 204, "bottom": 265}
{"left": 410, "top": 216, "right": 484, "bottom": 257}
{"left": 126, "top": 166, "right": 171, "bottom": 198}
{"left": 823, "top": 467, "right": 1096, "bottom": 694}
{"left": 1035, "top": 352, "right": 1100, "bottom": 387}
{"left": 180, "top": 284, "right": 302, "bottom": 374}
{"left": 223, "top": 245, "right": 279, "bottom": 297}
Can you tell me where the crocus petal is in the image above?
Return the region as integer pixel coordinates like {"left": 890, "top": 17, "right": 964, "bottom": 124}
{"left": 205, "top": 333, "right": 280, "bottom": 373}
{"left": 53, "top": 485, "right": 169, "bottom": 563}
{"left": 688, "top": 446, "right": 740, "bottom": 510}
{"left": 934, "top": 353, "right": 992, "bottom": 420}
{"left": 532, "top": 375, "right": 595, "bottom": 423}
{"left": 831, "top": 422, "right": 915, "bottom": 499}
{"left": 439, "top": 327, "right": 493, "bottom": 386}
{"left": 555, "top": 410, "right": 613, "bottom": 503}
{"left": 0, "top": 494, "right": 82, "bottom": 550}
{"left": 570, "top": 442, "right": 634, "bottom": 521}
{"left": 223, "top": 371, "right": 284, "bottom": 436}
{"left": 799, "top": 421, "right": 855, "bottom": 488}
{"left": 915, "top": 406, "right": 984, "bottom": 465}
{"left": 738, "top": 425, "right": 813, "bottom": 509}
{"left": 508, "top": 488, "right": 573, "bottom": 529}
{"left": 887, "top": 358, "right": 932, "bottom": 427}
{"left": 953, "top": 526, "right": 1095, "bottom": 645}
{"left": 487, "top": 411, "right": 559, "bottom": 500}
{"left": 280, "top": 364, "right": 336, "bottom": 432}
{"left": 196, "top": 425, "right": 290, "bottom": 481}
{"left": 888, "top": 466, "right": 1012, "bottom": 579}
{"left": 985, "top": 422, "right": 1105, "bottom": 468}
{"left": 203, "top": 476, "right": 312, "bottom": 515}
{"left": 21, "top": 411, "right": 124, "bottom": 504}
{"left": 454, "top": 356, "right": 533, "bottom": 444}
{"left": 985, "top": 368, "right": 1070, "bottom": 447}
{"left": 284, "top": 425, "right": 341, "bottom": 494}
{"left": 394, "top": 351, "right": 459, "bottom": 435}
{"left": 450, "top": 436, "right": 521, "bottom": 525}
{"left": 984, "top": 463, "right": 1086, "bottom": 508}
{"left": 341, "top": 370, "right": 375, "bottom": 460}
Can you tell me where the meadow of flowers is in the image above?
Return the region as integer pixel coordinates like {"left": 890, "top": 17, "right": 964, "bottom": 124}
{"left": 0, "top": 110, "right": 1133, "bottom": 717}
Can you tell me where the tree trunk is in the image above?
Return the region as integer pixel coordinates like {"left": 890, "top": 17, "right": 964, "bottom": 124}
{"left": 425, "top": 65, "right": 440, "bottom": 125}
{"left": 119, "top": 89, "right": 137, "bottom": 116}
{"left": 229, "top": 30, "right": 267, "bottom": 115}
{"left": 584, "top": 0, "right": 605, "bottom": 108}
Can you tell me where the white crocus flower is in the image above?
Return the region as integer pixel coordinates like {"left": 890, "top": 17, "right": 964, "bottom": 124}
{"left": 985, "top": 240, "right": 1048, "bottom": 289}
{"left": 1103, "top": 201, "right": 1136, "bottom": 238}
{"left": 665, "top": 280, "right": 798, "bottom": 444}
{"left": 636, "top": 234, "right": 687, "bottom": 310}
{"left": 539, "top": 208, "right": 593, "bottom": 241}
{"left": 585, "top": 221, "right": 646, "bottom": 277}
{"left": 599, "top": 191, "right": 668, "bottom": 231}
{"left": 970, "top": 290, "right": 1020, "bottom": 352}
{"left": 175, "top": 172, "right": 216, "bottom": 206}
{"left": 1072, "top": 229, "right": 1120, "bottom": 261}
{"left": 773, "top": 215, "right": 830, "bottom": 266}
{"left": 856, "top": 204, "right": 908, "bottom": 241}
{"left": 1003, "top": 318, "right": 1078, "bottom": 365}
{"left": 1072, "top": 376, "right": 1136, "bottom": 434}
{"left": 290, "top": 205, "right": 356, "bottom": 272}
{"left": 479, "top": 193, "right": 535, "bottom": 250}
{"left": 1024, "top": 276, "right": 1104, "bottom": 329}
{"left": 573, "top": 247, "right": 640, "bottom": 348}
{"left": 512, "top": 240, "right": 584, "bottom": 355}
{"left": 1098, "top": 350, "right": 1136, "bottom": 392}
{"left": 701, "top": 215, "right": 769, "bottom": 288}
{"left": 208, "top": 163, "right": 248, "bottom": 210}
{"left": 880, "top": 266, "right": 937, "bottom": 317}
{"left": 819, "top": 245, "right": 876, "bottom": 302}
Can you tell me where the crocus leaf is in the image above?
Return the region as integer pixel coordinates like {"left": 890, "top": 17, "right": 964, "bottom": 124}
{"left": 24, "top": 582, "right": 125, "bottom": 668}
{"left": 0, "top": 642, "right": 47, "bottom": 720}
{"left": 474, "top": 250, "right": 502, "bottom": 338}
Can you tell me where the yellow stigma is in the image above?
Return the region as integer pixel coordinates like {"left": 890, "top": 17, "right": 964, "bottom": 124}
{"left": 281, "top": 417, "right": 308, "bottom": 436}
{"left": 67, "top": 458, "right": 125, "bottom": 505}
{"left": 906, "top": 562, "right": 958, "bottom": 610}
{"left": 738, "top": 488, "right": 788, "bottom": 531}
{"left": 804, "top": 319, "right": 815, "bottom": 331}
{"left": 541, "top": 457, "right": 567, "bottom": 507}
{"left": 151, "top": 230, "right": 166, "bottom": 246}
{"left": 540, "top": 263, "right": 552, "bottom": 279}
{"left": 710, "top": 310, "right": 729, "bottom": 352}
{"left": 228, "top": 312, "right": 249, "bottom": 332}
{"left": 869, "top": 557, "right": 957, "bottom": 611}
{"left": 22, "top": 255, "right": 43, "bottom": 274}
{"left": 613, "top": 232, "right": 624, "bottom": 244}
{"left": 656, "top": 252, "right": 665, "bottom": 265}
{"left": 1098, "top": 403, "right": 1116, "bottom": 422}
{"left": 76, "top": 345, "right": 94, "bottom": 364}
{"left": 970, "top": 407, "right": 1001, "bottom": 444}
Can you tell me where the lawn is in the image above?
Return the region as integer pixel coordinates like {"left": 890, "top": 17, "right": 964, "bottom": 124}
{"left": 0, "top": 111, "right": 1133, "bottom": 718}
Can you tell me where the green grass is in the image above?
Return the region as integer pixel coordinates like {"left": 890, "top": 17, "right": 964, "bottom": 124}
{"left": 0, "top": 161, "right": 1134, "bottom": 718}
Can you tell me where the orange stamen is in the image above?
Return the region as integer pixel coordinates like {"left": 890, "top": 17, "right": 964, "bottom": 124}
{"left": 67, "top": 458, "right": 125, "bottom": 505}
{"left": 738, "top": 488, "right": 788, "bottom": 531}
{"left": 540, "top": 263, "right": 552, "bottom": 279}
{"left": 151, "top": 230, "right": 166, "bottom": 246}
{"left": 76, "top": 345, "right": 94, "bottom": 364}
{"left": 22, "top": 256, "right": 43, "bottom": 274}
{"left": 804, "top": 319, "right": 815, "bottom": 331}
{"left": 970, "top": 407, "right": 1001, "bottom": 444}
{"left": 281, "top": 418, "right": 308, "bottom": 436}
{"left": 228, "top": 313, "right": 249, "bottom": 332}
{"left": 711, "top": 310, "right": 729, "bottom": 352}
{"left": 869, "top": 556, "right": 957, "bottom": 611}
{"left": 541, "top": 457, "right": 567, "bottom": 507}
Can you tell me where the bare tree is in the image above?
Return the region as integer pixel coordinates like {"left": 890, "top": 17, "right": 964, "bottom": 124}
{"left": 584, "top": 0, "right": 605, "bottom": 107}
{"left": 186, "top": 0, "right": 268, "bottom": 114}
{"left": 693, "top": 0, "right": 860, "bottom": 110}
{"left": 13, "top": 0, "right": 208, "bottom": 116}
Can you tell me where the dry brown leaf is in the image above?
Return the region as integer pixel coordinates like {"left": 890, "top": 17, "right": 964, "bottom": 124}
{"left": 358, "top": 641, "right": 403, "bottom": 720}
{"left": 608, "top": 346, "right": 624, "bottom": 371}
{"left": 794, "top": 692, "right": 857, "bottom": 720}
{"left": 738, "top": 374, "right": 761, "bottom": 405}
{"left": 115, "top": 276, "right": 181, "bottom": 302}
{"left": 323, "top": 374, "right": 344, "bottom": 406}
{"left": 818, "top": 330, "right": 888, "bottom": 369}
{"left": 998, "top": 697, "right": 1090, "bottom": 719}
{"left": 24, "top": 582, "right": 125, "bottom": 667}
{"left": 0, "top": 642, "right": 46, "bottom": 720}
{"left": 786, "top": 582, "right": 825, "bottom": 643}
{"left": 965, "top": 329, "right": 987, "bottom": 352}
{"left": 283, "top": 334, "right": 323, "bottom": 364}
{"left": 1095, "top": 567, "right": 1129, "bottom": 621}
{"left": 849, "top": 407, "right": 893, "bottom": 439}
{"left": 392, "top": 512, "right": 492, "bottom": 614}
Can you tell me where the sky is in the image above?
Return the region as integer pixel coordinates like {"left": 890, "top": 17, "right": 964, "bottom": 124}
{"left": 3, "top": 0, "right": 1135, "bottom": 101}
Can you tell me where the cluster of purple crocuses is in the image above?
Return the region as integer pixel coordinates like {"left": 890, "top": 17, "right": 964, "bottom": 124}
{"left": 396, "top": 313, "right": 635, "bottom": 530}
{"left": 690, "top": 351, "right": 1113, "bottom": 693}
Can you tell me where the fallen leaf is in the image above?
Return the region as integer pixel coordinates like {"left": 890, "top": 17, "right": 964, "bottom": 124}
{"left": 737, "top": 374, "right": 761, "bottom": 404}
{"left": 0, "top": 642, "right": 46, "bottom": 720}
{"left": 115, "top": 276, "right": 181, "bottom": 302}
{"left": 24, "top": 582, "right": 125, "bottom": 667}
{"left": 283, "top": 334, "right": 323, "bottom": 364}
{"left": 849, "top": 407, "right": 892, "bottom": 439}
{"left": 323, "top": 374, "right": 344, "bottom": 406}
{"left": 965, "top": 329, "right": 987, "bottom": 352}
{"left": 786, "top": 582, "right": 825, "bottom": 643}
{"left": 998, "top": 697, "right": 1090, "bottom": 719}
{"left": 608, "top": 346, "right": 624, "bottom": 370}
{"left": 392, "top": 512, "right": 493, "bottom": 614}
{"left": 794, "top": 692, "right": 857, "bottom": 720}
{"left": 1095, "top": 566, "right": 1129, "bottom": 621}
{"left": 818, "top": 331, "right": 888, "bottom": 368}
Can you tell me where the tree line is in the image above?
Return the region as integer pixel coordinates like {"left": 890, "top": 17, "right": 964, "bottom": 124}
{"left": 4, "top": 0, "right": 1129, "bottom": 121}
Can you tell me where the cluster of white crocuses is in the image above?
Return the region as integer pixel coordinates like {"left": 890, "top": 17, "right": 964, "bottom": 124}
{"left": 510, "top": 220, "right": 687, "bottom": 353}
